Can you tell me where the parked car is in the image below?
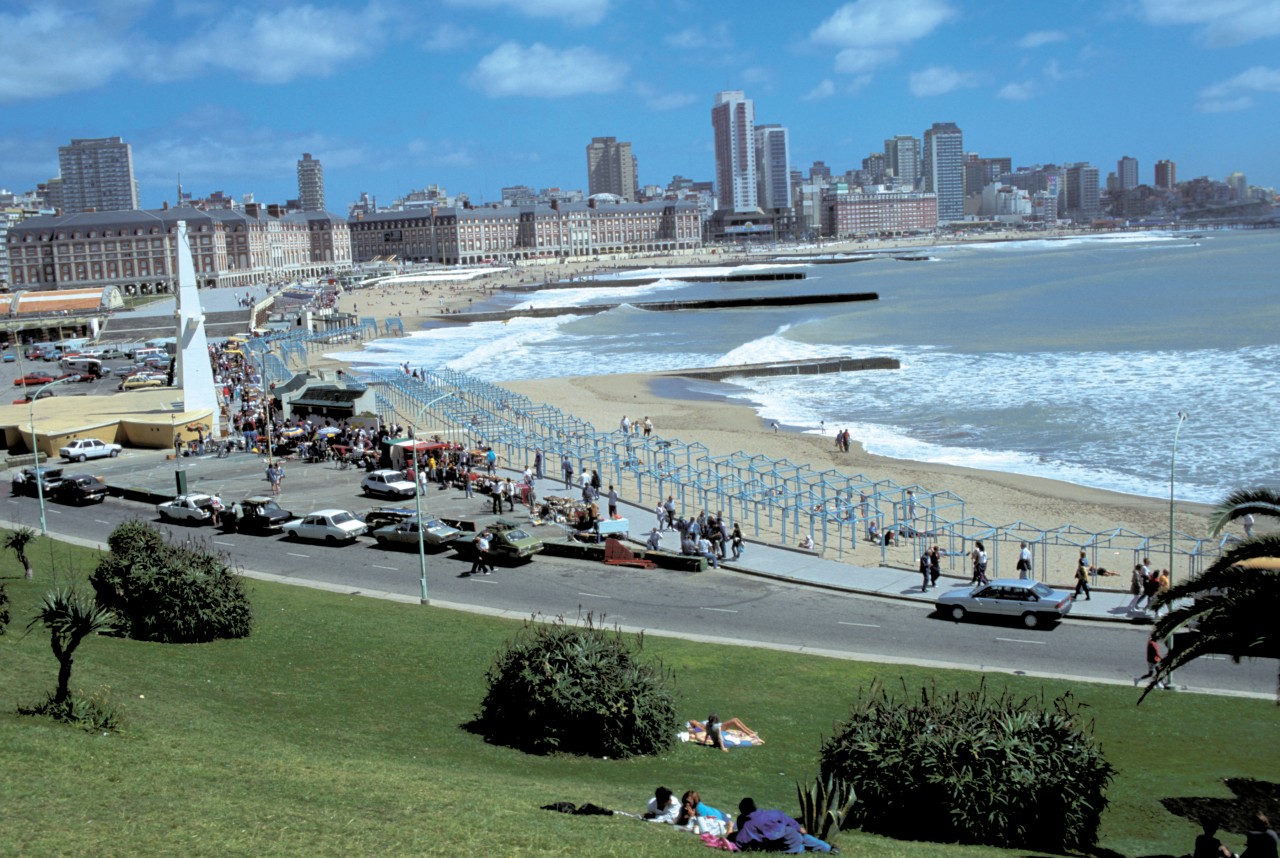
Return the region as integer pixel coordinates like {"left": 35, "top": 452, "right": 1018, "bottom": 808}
{"left": 281, "top": 509, "right": 367, "bottom": 543}
{"left": 361, "top": 506, "right": 418, "bottom": 531}
{"left": 934, "top": 578, "right": 1074, "bottom": 629}
{"left": 96, "top": 348, "right": 127, "bottom": 360}
{"left": 452, "top": 518, "right": 544, "bottom": 563}
{"left": 229, "top": 496, "right": 294, "bottom": 534}
{"left": 156, "top": 493, "right": 220, "bottom": 524}
{"left": 360, "top": 469, "right": 418, "bottom": 499}
{"left": 50, "top": 473, "right": 109, "bottom": 505}
{"left": 373, "top": 517, "right": 462, "bottom": 549}
{"left": 14, "top": 372, "right": 56, "bottom": 387}
{"left": 2, "top": 353, "right": 15, "bottom": 363}
{"left": 11, "top": 467, "right": 64, "bottom": 498}
{"left": 119, "top": 375, "right": 164, "bottom": 391}
{"left": 12, "top": 389, "right": 56, "bottom": 405}
{"left": 59, "top": 438, "right": 123, "bottom": 462}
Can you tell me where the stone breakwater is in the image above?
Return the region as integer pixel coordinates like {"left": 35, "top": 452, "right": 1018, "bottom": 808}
{"left": 438, "top": 291, "right": 880, "bottom": 323}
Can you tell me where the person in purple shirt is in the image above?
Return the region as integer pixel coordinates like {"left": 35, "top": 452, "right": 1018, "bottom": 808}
{"left": 731, "top": 797, "right": 836, "bottom": 853}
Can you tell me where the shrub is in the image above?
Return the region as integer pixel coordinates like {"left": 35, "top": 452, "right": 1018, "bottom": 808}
{"left": 0, "top": 582, "right": 10, "bottom": 634}
{"left": 795, "top": 774, "right": 856, "bottom": 844}
{"left": 90, "top": 520, "right": 253, "bottom": 643}
{"left": 820, "top": 680, "right": 1114, "bottom": 853}
{"left": 476, "top": 615, "right": 677, "bottom": 758}
{"left": 19, "top": 687, "right": 126, "bottom": 733}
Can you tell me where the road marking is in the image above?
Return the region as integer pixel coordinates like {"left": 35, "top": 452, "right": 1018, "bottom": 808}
{"left": 702, "top": 607, "right": 738, "bottom": 613}
{"left": 95, "top": 519, "right": 110, "bottom": 525}
{"left": 372, "top": 564, "right": 397, "bottom": 571}
{"left": 577, "top": 591, "right": 609, "bottom": 598}
{"left": 286, "top": 552, "right": 310, "bottom": 558}
{"left": 995, "top": 637, "right": 1046, "bottom": 646}
{"left": 213, "top": 540, "right": 235, "bottom": 546}
{"left": 838, "top": 621, "right": 880, "bottom": 628}
{"left": 6, "top": 499, "right": 18, "bottom": 504}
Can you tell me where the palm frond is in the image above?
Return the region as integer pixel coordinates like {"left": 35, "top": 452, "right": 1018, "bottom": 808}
{"left": 1209, "top": 488, "right": 1280, "bottom": 535}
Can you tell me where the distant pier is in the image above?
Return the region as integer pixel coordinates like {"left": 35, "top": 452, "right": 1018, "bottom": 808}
{"left": 438, "top": 291, "right": 879, "bottom": 323}
{"left": 508, "top": 270, "right": 806, "bottom": 292}
{"left": 665, "top": 356, "right": 899, "bottom": 381}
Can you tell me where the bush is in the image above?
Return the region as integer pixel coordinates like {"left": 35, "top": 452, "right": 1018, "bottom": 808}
{"left": 476, "top": 615, "right": 677, "bottom": 758}
{"left": 90, "top": 520, "right": 253, "bottom": 643}
{"left": 19, "top": 687, "right": 126, "bottom": 733}
{"left": 796, "top": 774, "right": 856, "bottom": 844}
{"left": 820, "top": 680, "right": 1114, "bottom": 853}
{"left": 0, "top": 582, "right": 10, "bottom": 634}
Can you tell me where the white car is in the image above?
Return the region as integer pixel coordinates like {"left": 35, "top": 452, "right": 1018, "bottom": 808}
{"left": 156, "top": 493, "right": 220, "bottom": 524}
{"left": 935, "top": 578, "right": 1075, "bottom": 628}
{"left": 360, "top": 469, "right": 418, "bottom": 499}
{"left": 281, "top": 509, "right": 367, "bottom": 543}
{"left": 59, "top": 438, "right": 123, "bottom": 462}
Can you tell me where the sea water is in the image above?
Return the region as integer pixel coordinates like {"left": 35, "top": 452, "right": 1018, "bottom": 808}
{"left": 330, "top": 230, "right": 1280, "bottom": 504}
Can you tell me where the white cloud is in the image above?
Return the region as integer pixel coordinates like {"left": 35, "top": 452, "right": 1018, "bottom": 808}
{"left": 173, "top": 4, "right": 393, "bottom": 85}
{"left": 741, "top": 66, "right": 772, "bottom": 84}
{"left": 834, "top": 47, "right": 897, "bottom": 73}
{"left": 423, "top": 23, "right": 477, "bottom": 53}
{"left": 443, "top": 0, "right": 609, "bottom": 26}
{"left": 909, "top": 65, "right": 981, "bottom": 97}
{"left": 804, "top": 79, "right": 837, "bottom": 100}
{"left": 1017, "top": 29, "right": 1067, "bottom": 49}
{"left": 998, "top": 81, "right": 1035, "bottom": 100}
{"left": 664, "top": 24, "right": 730, "bottom": 50}
{"left": 1140, "top": 0, "right": 1280, "bottom": 46}
{"left": 635, "top": 84, "right": 697, "bottom": 110}
{"left": 470, "top": 42, "right": 625, "bottom": 98}
{"left": 811, "top": 0, "right": 954, "bottom": 75}
{"left": 1197, "top": 64, "right": 1280, "bottom": 111}
{"left": 0, "top": 6, "right": 139, "bottom": 101}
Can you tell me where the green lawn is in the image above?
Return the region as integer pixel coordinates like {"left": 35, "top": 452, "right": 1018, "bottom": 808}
{"left": 0, "top": 532, "right": 1274, "bottom": 857}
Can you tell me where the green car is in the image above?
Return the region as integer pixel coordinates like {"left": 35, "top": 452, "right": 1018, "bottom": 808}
{"left": 453, "top": 518, "right": 544, "bottom": 563}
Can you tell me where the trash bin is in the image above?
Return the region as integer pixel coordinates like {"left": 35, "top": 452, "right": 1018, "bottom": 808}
{"left": 175, "top": 470, "right": 188, "bottom": 496}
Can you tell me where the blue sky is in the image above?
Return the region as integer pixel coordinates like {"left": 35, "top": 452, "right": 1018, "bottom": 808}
{"left": 2, "top": 0, "right": 1278, "bottom": 211}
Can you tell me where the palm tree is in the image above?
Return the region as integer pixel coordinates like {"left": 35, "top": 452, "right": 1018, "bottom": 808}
{"left": 4, "top": 526, "right": 38, "bottom": 580}
{"left": 1140, "top": 488, "right": 1280, "bottom": 703}
{"left": 26, "top": 587, "right": 115, "bottom": 706}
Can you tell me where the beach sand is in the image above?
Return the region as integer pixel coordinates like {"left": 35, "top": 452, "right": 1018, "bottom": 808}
{"left": 317, "top": 231, "right": 1218, "bottom": 587}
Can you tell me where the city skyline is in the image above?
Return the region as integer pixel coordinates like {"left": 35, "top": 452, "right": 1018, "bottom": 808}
{"left": 2, "top": 0, "right": 1278, "bottom": 210}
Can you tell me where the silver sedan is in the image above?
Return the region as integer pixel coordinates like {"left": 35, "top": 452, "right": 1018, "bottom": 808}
{"left": 935, "top": 578, "right": 1074, "bottom": 628}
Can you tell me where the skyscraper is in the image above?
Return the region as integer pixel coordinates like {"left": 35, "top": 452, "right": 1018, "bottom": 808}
{"left": 753, "top": 124, "right": 791, "bottom": 211}
{"left": 57, "top": 136, "right": 138, "bottom": 212}
{"left": 1064, "top": 163, "right": 1101, "bottom": 221}
{"left": 586, "top": 137, "right": 637, "bottom": 200}
{"left": 1154, "top": 160, "right": 1177, "bottom": 190}
{"left": 297, "top": 153, "right": 325, "bottom": 212}
{"left": 1118, "top": 156, "right": 1139, "bottom": 191}
{"left": 711, "top": 90, "right": 757, "bottom": 212}
{"left": 884, "top": 135, "right": 921, "bottom": 187}
{"left": 922, "top": 123, "right": 964, "bottom": 222}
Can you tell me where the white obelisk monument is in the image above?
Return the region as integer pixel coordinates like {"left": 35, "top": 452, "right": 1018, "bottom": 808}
{"left": 173, "top": 221, "right": 220, "bottom": 436}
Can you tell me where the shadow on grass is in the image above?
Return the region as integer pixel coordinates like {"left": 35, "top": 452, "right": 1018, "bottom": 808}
{"left": 1160, "top": 778, "right": 1280, "bottom": 836}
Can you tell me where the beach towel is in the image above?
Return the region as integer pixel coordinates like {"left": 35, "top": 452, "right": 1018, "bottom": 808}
{"left": 683, "top": 720, "right": 764, "bottom": 748}
{"left": 699, "top": 833, "right": 740, "bottom": 851}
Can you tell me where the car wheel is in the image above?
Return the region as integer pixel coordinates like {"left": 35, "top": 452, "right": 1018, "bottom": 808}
{"left": 159, "top": 511, "right": 169, "bottom": 521}
{"left": 286, "top": 530, "right": 297, "bottom": 539}
{"left": 77, "top": 454, "right": 87, "bottom": 463}
{"left": 376, "top": 536, "right": 387, "bottom": 546}
{"left": 326, "top": 535, "right": 337, "bottom": 544}
{"left": 109, "top": 449, "right": 119, "bottom": 458}
{"left": 949, "top": 605, "right": 966, "bottom": 621}
{"left": 1021, "top": 612, "right": 1040, "bottom": 629}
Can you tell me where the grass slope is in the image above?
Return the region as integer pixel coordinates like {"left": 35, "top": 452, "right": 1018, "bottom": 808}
{"left": 0, "top": 532, "right": 1274, "bottom": 857}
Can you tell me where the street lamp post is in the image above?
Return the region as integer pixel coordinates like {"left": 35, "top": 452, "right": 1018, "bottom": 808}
{"left": 29, "top": 376, "right": 75, "bottom": 534}
{"left": 413, "top": 392, "right": 455, "bottom": 604}
{"left": 1169, "top": 411, "right": 1188, "bottom": 582}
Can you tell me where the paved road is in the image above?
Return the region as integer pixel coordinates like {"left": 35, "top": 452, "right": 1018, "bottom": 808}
{"left": 4, "top": 477, "right": 1271, "bottom": 700}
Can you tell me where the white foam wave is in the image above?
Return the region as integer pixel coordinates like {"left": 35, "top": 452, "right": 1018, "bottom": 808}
{"left": 513, "top": 278, "right": 690, "bottom": 310}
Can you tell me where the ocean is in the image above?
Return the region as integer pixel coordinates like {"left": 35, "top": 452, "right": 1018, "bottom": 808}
{"left": 332, "top": 229, "right": 1280, "bottom": 504}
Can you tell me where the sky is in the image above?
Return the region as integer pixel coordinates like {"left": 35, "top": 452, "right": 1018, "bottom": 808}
{"left": 2, "top": 0, "right": 1279, "bottom": 212}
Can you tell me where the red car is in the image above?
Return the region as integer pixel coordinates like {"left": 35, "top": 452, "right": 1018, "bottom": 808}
{"left": 14, "top": 372, "right": 55, "bottom": 387}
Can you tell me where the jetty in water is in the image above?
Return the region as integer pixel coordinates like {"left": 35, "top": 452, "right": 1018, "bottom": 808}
{"left": 664, "top": 356, "right": 899, "bottom": 381}
{"left": 507, "top": 270, "right": 805, "bottom": 291}
{"left": 438, "top": 291, "right": 878, "bottom": 323}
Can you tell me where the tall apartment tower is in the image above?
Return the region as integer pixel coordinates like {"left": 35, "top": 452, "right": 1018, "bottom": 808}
{"left": 1118, "top": 156, "right": 1139, "bottom": 190}
{"left": 297, "top": 153, "right": 325, "bottom": 212}
{"left": 922, "top": 123, "right": 964, "bottom": 222}
{"left": 1064, "top": 162, "right": 1101, "bottom": 221}
{"left": 753, "top": 124, "right": 791, "bottom": 211}
{"left": 884, "top": 135, "right": 921, "bottom": 187}
{"left": 57, "top": 136, "right": 138, "bottom": 212}
{"left": 1154, "top": 160, "right": 1177, "bottom": 190}
{"left": 586, "top": 137, "right": 637, "bottom": 200}
{"left": 711, "top": 90, "right": 757, "bottom": 212}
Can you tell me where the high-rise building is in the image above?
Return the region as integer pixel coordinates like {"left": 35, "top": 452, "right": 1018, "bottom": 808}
{"left": 1064, "top": 163, "right": 1101, "bottom": 221}
{"left": 1118, "top": 156, "right": 1139, "bottom": 191}
{"left": 922, "top": 123, "right": 964, "bottom": 222}
{"left": 964, "top": 154, "right": 1012, "bottom": 198}
{"left": 861, "top": 152, "right": 888, "bottom": 185}
{"left": 1226, "top": 172, "right": 1248, "bottom": 200}
{"left": 884, "top": 135, "right": 921, "bottom": 187}
{"left": 711, "top": 90, "right": 757, "bottom": 212}
{"left": 1154, "top": 160, "right": 1177, "bottom": 190}
{"left": 585, "top": 137, "right": 638, "bottom": 200}
{"left": 753, "top": 124, "right": 791, "bottom": 211}
{"left": 297, "top": 153, "right": 325, "bottom": 212}
{"left": 57, "top": 136, "right": 138, "bottom": 212}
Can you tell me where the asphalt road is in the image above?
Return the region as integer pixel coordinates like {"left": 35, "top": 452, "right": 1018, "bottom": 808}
{"left": 5, "top": 490, "right": 1273, "bottom": 700}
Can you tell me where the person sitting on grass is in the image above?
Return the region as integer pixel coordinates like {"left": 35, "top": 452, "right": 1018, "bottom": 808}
{"left": 643, "top": 786, "right": 680, "bottom": 823}
{"left": 675, "top": 790, "right": 734, "bottom": 836}
{"left": 731, "top": 798, "right": 836, "bottom": 853}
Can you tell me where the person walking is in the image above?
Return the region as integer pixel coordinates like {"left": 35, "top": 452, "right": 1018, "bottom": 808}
{"left": 1074, "top": 551, "right": 1092, "bottom": 601}
{"left": 919, "top": 549, "right": 932, "bottom": 592}
{"left": 534, "top": 448, "right": 544, "bottom": 480}
{"left": 466, "top": 531, "right": 492, "bottom": 576}
{"left": 1017, "top": 541, "right": 1033, "bottom": 579}
{"left": 929, "top": 544, "right": 942, "bottom": 588}
{"left": 504, "top": 478, "right": 516, "bottom": 513}
{"left": 491, "top": 480, "right": 504, "bottom": 515}
{"left": 731, "top": 523, "right": 744, "bottom": 560}
{"left": 1135, "top": 637, "right": 1171, "bottom": 689}
{"left": 606, "top": 485, "right": 619, "bottom": 519}
{"left": 562, "top": 455, "right": 573, "bottom": 489}
{"left": 970, "top": 541, "right": 989, "bottom": 585}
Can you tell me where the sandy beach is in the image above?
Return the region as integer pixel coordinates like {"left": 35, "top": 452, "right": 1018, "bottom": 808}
{"left": 320, "top": 230, "right": 1220, "bottom": 587}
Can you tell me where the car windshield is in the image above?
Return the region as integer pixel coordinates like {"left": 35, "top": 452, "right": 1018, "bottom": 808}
{"left": 330, "top": 512, "right": 356, "bottom": 525}
{"left": 505, "top": 528, "right": 530, "bottom": 540}
{"left": 424, "top": 519, "right": 444, "bottom": 528}
{"left": 1031, "top": 582, "right": 1055, "bottom": 598}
